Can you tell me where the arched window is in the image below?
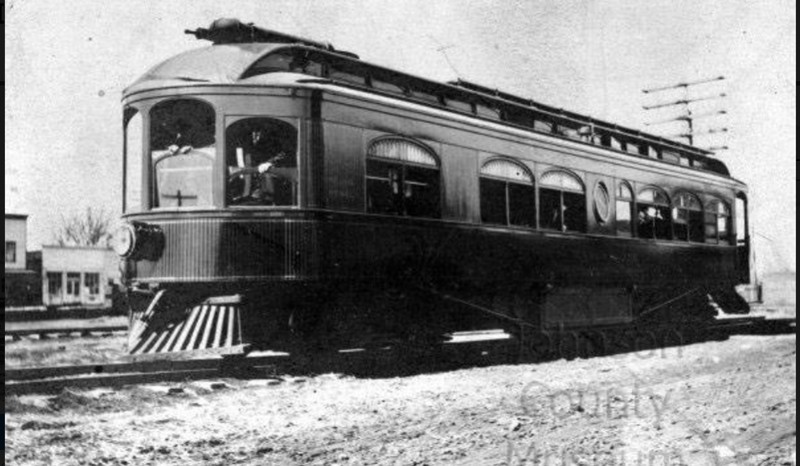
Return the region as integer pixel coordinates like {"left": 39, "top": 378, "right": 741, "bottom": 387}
{"left": 637, "top": 188, "right": 671, "bottom": 240}
{"left": 480, "top": 159, "right": 535, "bottom": 227}
{"left": 225, "top": 118, "right": 298, "bottom": 206}
{"left": 366, "top": 138, "right": 440, "bottom": 218}
{"left": 150, "top": 99, "right": 215, "bottom": 208}
{"left": 539, "top": 170, "right": 586, "bottom": 232}
{"left": 705, "top": 199, "right": 731, "bottom": 244}
{"left": 615, "top": 182, "right": 634, "bottom": 236}
{"left": 673, "top": 193, "right": 704, "bottom": 242}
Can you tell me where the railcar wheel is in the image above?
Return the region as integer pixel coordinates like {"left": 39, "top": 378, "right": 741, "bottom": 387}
{"left": 556, "top": 331, "right": 580, "bottom": 361}
{"left": 516, "top": 328, "right": 554, "bottom": 362}
{"left": 580, "top": 331, "right": 607, "bottom": 359}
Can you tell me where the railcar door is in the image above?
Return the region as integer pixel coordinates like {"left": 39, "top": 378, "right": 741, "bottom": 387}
{"left": 735, "top": 193, "right": 751, "bottom": 284}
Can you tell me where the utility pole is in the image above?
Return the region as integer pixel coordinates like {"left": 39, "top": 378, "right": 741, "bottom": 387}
{"left": 642, "top": 76, "right": 729, "bottom": 151}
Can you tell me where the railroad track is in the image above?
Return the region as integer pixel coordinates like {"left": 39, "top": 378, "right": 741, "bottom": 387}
{"left": 5, "top": 317, "right": 794, "bottom": 396}
{"left": 5, "top": 325, "right": 128, "bottom": 341}
{"left": 4, "top": 332, "right": 514, "bottom": 396}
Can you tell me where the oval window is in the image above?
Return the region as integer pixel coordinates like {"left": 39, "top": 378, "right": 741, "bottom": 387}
{"left": 594, "top": 182, "right": 610, "bottom": 223}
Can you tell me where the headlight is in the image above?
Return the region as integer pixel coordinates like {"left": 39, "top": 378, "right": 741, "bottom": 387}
{"left": 112, "top": 221, "right": 164, "bottom": 261}
{"left": 111, "top": 223, "right": 136, "bottom": 257}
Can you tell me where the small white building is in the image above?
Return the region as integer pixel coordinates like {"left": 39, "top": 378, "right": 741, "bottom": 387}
{"left": 41, "top": 245, "right": 120, "bottom": 307}
{"left": 5, "top": 213, "right": 28, "bottom": 270}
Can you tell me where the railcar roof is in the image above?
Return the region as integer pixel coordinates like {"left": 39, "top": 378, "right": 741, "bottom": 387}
{"left": 125, "top": 19, "right": 733, "bottom": 177}
{"left": 126, "top": 43, "right": 280, "bottom": 91}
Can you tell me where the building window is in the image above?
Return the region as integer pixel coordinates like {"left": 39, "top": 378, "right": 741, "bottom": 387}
{"left": 637, "top": 188, "right": 671, "bottom": 240}
{"left": 593, "top": 182, "right": 611, "bottom": 224}
{"left": 366, "top": 138, "right": 440, "bottom": 218}
{"left": 705, "top": 199, "right": 731, "bottom": 244}
{"left": 673, "top": 193, "right": 704, "bottom": 242}
{"left": 226, "top": 118, "right": 298, "bottom": 206}
{"left": 5, "top": 241, "right": 17, "bottom": 263}
{"left": 479, "top": 159, "right": 535, "bottom": 227}
{"left": 151, "top": 99, "right": 215, "bottom": 208}
{"left": 66, "top": 272, "right": 81, "bottom": 301}
{"left": 84, "top": 273, "right": 101, "bottom": 296}
{"left": 47, "top": 272, "right": 62, "bottom": 300}
{"left": 539, "top": 170, "right": 586, "bottom": 232}
{"left": 616, "top": 182, "right": 634, "bottom": 236}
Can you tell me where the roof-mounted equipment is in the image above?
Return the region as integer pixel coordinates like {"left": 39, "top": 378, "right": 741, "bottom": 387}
{"left": 185, "top": 18, "right": 359, "bottom": 59}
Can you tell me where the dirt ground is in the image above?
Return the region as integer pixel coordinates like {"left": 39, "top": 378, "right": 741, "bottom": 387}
{"left": 4, "top": 331, "right": 795, "bottom": 466}
{"left": 5, "top": 334, "right": 130, "bottom": 369}
{"left": 5, "top": 317, "right": 128, "bottom": 333}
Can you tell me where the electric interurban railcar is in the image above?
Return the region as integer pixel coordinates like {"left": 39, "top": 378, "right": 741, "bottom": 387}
{"left": 115, "top": 18, "right": 753, "bottom": 356}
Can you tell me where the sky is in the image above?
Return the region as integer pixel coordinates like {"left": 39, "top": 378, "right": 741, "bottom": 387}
{"left": 5, "top": 0, "right": 796, "bottom": 274}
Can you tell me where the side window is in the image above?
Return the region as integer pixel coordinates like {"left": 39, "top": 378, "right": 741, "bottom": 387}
{"left": 241, "top": 49, "right": 324, "bottom": 79}
{"left": 593, "top": 182, "right": 611, "bottom": 224}
{"left": 539, "top": 170, "right": 586, "bottom": 232}
{"left": 480, "top": 159, "right": 535, "bottom": 227}
{"left": 366, "top": 138, "right": 440, "bottom": 218}
{"left": 124, "top": 108, "right": 143, "bottom": 213}
{"left": 705, "top": 199, "right": 731, "bottom": 245}
{"left": 226, "top": 118, "right": 298, "bottom": 207}
{"left": 615, "top": 182, "right": 634, "bottom": 236}
{"left": 661, "top": 151, "right": 680, "bottom": 164}
{"left": 150, "top": 99, "right": 215, "bottom": 208}
{"left": 637, "top": 188, "right": 671, "bottom": 240}
{"left": 673, "top": 193, "right": 704, "bottom": 242}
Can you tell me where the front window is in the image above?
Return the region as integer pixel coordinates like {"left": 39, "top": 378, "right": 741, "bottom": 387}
{"left": 366, "top": 138, "right": 440, "bottom": 218}
{"left": 226, "top": 118, "right": 298, "bottom": 206}
{"left": 539, "top": 170, "right": 586, "bottom": 232}
{"left": 637, "top": 188, "right": 671, "bottom": 240}
{"left": 124, "top": 108, "right": 143, "bottom": 213}
{"left": 480, "top": 159, "right": 535, "bottom": 227}
{"left": 150, "top": 99, "right": 215, "bottom": 208}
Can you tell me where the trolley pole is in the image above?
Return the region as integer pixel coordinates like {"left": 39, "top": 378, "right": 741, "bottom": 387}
{"left": 642, "top": 76, "right": 729, "bottom": 152}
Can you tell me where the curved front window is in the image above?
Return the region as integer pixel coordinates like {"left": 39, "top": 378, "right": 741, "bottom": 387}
{"left": 123, "top": 107, "right": 143, "bottom": 213}
{"left": 225, "top": 118, "right": 298, "bottom": 206}
{"left": 150, "top": 99, "right": 216, "bottom": 208}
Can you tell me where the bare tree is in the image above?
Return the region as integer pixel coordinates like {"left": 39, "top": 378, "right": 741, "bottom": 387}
{"left": 54, "top": 207, "right": 112, "bottom": 247}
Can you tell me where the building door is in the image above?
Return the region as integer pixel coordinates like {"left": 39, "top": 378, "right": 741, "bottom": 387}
{"left": 66, "top": 272, "right": 82, "bottom": 304}
{"left": 46, "top": 272, "right": 63, "bottom": 305}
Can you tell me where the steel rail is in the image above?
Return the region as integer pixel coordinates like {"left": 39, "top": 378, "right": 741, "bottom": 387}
{"left": 5, "top": 325, "right": 128, "bottom": 339}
